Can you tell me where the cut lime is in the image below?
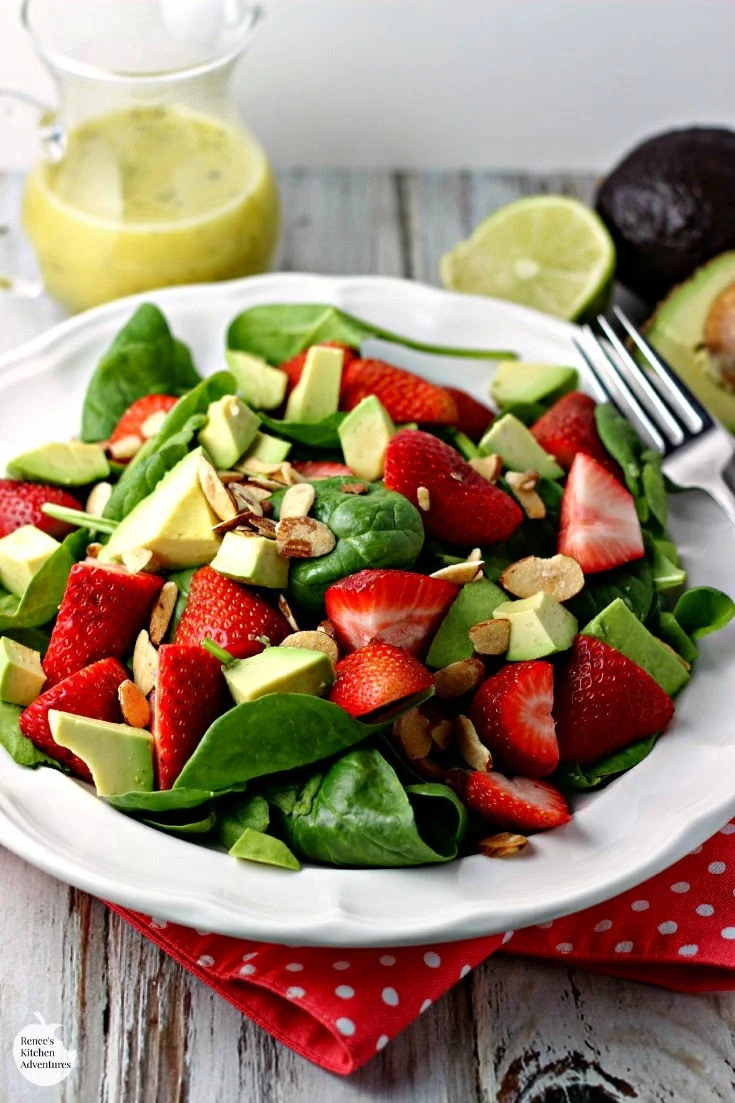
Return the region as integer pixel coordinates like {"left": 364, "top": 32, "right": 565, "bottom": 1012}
{"left": 440, "top": 195, "right": 616, "bottom": 322}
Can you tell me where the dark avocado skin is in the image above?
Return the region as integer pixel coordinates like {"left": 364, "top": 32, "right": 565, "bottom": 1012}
{"left": 596, "top": 128, "right": 735, "bottom": 304}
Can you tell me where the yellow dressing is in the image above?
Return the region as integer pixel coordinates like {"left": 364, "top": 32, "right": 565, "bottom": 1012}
{"left": 23, "top": 106, "right": 280, "bottom": 312}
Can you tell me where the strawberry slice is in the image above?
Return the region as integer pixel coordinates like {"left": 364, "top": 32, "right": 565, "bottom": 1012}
{"left": 19, "top": 657, "right": 129, "bottom": 780}
{"left": 279, "top": 342, "right": 358, "bottom": 393}
{"left": 292, "top": 461, "right": 353, "bottom": 480}
{"left": 329, "top": 641, "right": 434, "bottom": 720}
{"left": 0, "top": 479, "right": 81, "bottom": 539}
{"left": 445, "top": 387, "right": 495, "bottom": 442}
{"left": 465, "top": 770, "right": 571, "bottom": 832}
{"left": 531, "top": 392, "right": 621, "bottom": 476}
{"left": 384, "top": 429, "right": 523, "bottom": 546}
{"left": 153, "top": 644, "right": 224, "bottom": 789}
{"left": 108, "top": 394, "right": 178, "bottom": 461}
{"left": 554, "top": 635, "right": 675, "bottom": 765}
{"left": 470, "top": 661, "right": 558, "bottom": 778}
{"left": 340, "top": 359, "right": 459, "bottom": 426}
{"left": 558, "top": 452, "right": 644, "bottom": 573}
{"left": 174, "top": 565, "right": 290, "bottom": 659}
{"left": 43, "top": 563, "right": 164, "bottom": 686}
{"left": 325, "top": 568, "right": 459, "bottom": 656}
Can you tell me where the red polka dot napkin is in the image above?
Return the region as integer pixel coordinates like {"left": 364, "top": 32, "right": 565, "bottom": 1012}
{"left": 107, "top": 818, "right": 735, "bottom": 1075}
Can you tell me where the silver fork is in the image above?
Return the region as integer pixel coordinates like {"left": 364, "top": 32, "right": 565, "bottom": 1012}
{"left": 572, "top": 305, "right": 735, "bottom": 528}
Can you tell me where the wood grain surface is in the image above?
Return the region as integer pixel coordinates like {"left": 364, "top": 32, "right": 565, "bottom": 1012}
{"left": 1, "top": 169, "right": 732, "bottom": 1103}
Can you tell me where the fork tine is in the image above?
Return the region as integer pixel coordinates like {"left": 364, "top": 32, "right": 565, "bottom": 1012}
{"left": 571, "top": 336, "right": 615, "bottom": 406}
{"left": 580, "top": 326, "right": 667, "bottom": 453}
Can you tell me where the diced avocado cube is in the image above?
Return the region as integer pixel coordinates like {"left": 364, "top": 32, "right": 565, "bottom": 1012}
{"left": 479, "top": 413, "right": 564, "bottom": 479}
{"left": 225, "top": 349, "right": 288, "bottom": 411}
{"left": 224, "top": 646, "right": 335, "bottom": 705}
{"left": 490, "top": 362, "right": 578, "bottom": 409}
{"left": 0, "top": 525, "right": 60, "bottom": 596}
{"left": 338, "top": 395, "right": 395, "bottom": 481}
{"left": 49, "top": 709, "right": 154, "bottom": 796}
{"left": 285, "top": 345, "right": 344, "bottom": 423}
{"left": 493, "top": 591, "right": 577, "bottom": 660}
{"left": 242, "top": 432, "right": 292, "bottom": 466}
{"left": 0, "top": 637, "right": 46, "bottom": 706}
{"left": 229, "top": 827, "right": 301, "bottom": 870}
{"left": 198, "top": 394, "right": 260, "bottom": 470}
{"left": 581, "top": 597, "right": 689, "bottom": 696}
{"left": 210, "top": 531, "right": 289, "bottom": 589}
{"left": 99, "top": 447, "right": 221, "bottom": 570}
{"left": 426, "top": 577, "right": 507, "bottom": 668}
{"left": 8, "top": 441, "right": 110, "bottom": 486}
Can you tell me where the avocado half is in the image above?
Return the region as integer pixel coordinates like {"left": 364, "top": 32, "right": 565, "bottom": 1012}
{"left": 646, "top": 252, "right": 735, "bottom": 431}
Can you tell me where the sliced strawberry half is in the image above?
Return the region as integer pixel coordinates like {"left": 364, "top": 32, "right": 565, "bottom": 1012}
{"left": 174, "top": 565, "right": 290, "bottom": 659}
{"left": 329, "top": 641, "right": 434, "bottom": 720}
{"left": 43, "top": 562, "right": 164, "bottom": 686}
{"left": 340, "top": 359, "right": 459, "bottom": 426}
{"left": 445, "top": 387, "right": 495, "bottom": 442}
{"left": 279, "top": 342, "right": 358, "bottom": 393}
{"left": 384, "top": 429, "right": 523, "bottom": 546}
{"left": 153, "top": 644, "right": 224, "bottom": 789}
{"left": 0, "top": 479, "right": 81, "bottom": 539}
{"left": 325, "top": 568, "right": 459, "bottom": 657}
{"left": 531, "top": 391, "right": 621, "bottom": 476}
{"left": 465, "top": 770, "right": 571, "bottom": 832}
{"left": 470, "top": 661, "right": 558, "bottom": 778}
{"left": 19, "top": 657, "right": 129, "bottom": 780}
{"left": 292, "top": 461, "right": 354, "bottom": 480}
{"left": 558, "top": 452, "right": 644, "bottom": 573}
{"left": 108, "top": 394, "right": 179, "bottom": 461}
{"left": 554, "top": 635, "right": 675, "bottom": 765}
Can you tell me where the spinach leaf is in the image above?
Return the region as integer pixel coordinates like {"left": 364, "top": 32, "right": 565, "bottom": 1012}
{"left": 104, "top": 371, "right": 235, "bottom": 520}
{"left": 4, "top": 627, "right": 50, "bottom": 655}
{"left": 166, "top": 567, "right": 196, "bottom": 639}
{"left": 0, "top": 530, "right": 87, "bottom": 632}
{"left": 227, "top": 303, "right": 515, "bottom": 364}
{"left": 141, "top": 806, "right": 217, "bottom": 835}
{"left": 0, "top": 701, "right": 69, "bottom": 772}
{"left": 229, "top": 828, "right": 301, "bottom": 870}
{"left": 556, "top": 735, "right": 657, "bottom": 792}
{"left": 645, "top": 534, "right": 686, "bottom": 592}
{"left": 595, "top": 403, "right": 643, "bottom": 497}
{"left": 107, "top": 786, "right": 241, "bottom": 813}
{"left": 217, "top": 792, "right": 270, "bottom": 850}
{"left": 81, "top": 303, "right": 200, "bottom": 442}
{"left": 440, "top": 429, "right": 481, "bottom": 461}
{"left": 271, "top": 478, "right": 424, "bottom": 611}
{"left": 568, "top": 558, "right": 653, "bottom": 625}
{"left": 641, "top": 449, "right": 667, "bottom": 530}
{"left": 257, "top": 411, "right": 345, "bottom": 449}
{"left": 655, "top": 611, "right": 698, "bottom": 664}
{"left": 271, "top": 748, "right": 465, "bottom": 867}
{"left": 673, "top": 587, "right": 735, "bottom": 640}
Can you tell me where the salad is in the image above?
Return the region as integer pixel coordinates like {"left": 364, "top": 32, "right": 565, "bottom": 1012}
{"left": 0, "top": 301, "right": 732, "bottom": 872}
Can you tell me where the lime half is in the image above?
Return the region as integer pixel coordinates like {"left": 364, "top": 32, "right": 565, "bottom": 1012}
{"left": 440, "top": 195, "right": 616, "bottom": 321}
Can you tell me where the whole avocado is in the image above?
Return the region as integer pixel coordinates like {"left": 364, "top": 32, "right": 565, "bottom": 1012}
{"left": 596, "top": 127, "right": 735, "bottom": 304}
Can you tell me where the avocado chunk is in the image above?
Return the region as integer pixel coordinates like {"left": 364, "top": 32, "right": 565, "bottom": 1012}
{"left": 224, "top": 646, "right": 335, "bottom": 705}
{"left": 426, "top": 577, "right": 507, "bottom": 668}
{"left": 225, "top": 349, "right": 288, "bottom": 411}
{"left": 490, "top": 362, "right": 578, "bottom": 409}
{"left": 198, "top": 394, "right": 260, "bottom": 470}
{"left": 49, "top": 709, "right": 154, "bottom": 796}
{"left": 284, "top": 345, "right": 344, "bottom": 423}
{"left": 241, "top": 432, "right": 292, "bottom": 466}
{"left": 338, "top": 395, "right": 395, "bottom": 481}
{"left": 493, "top": 591, "right": 577, "bottom": 660}
{"left": 0, "top": 637, "right": 46, "bottom": 706}
{"left": 0, "top": 525, "right": 60, "bottom": 596}
{"left": 581, "top": 597, "right": 688, "bottom": 696}
{"left": 479, "top": 414, "right": 563, "bottom": 479}
{"left": 210, "top": 531, "right": 289, "bottom": 589}
{"left": 99, "top": 447, "right": 221, "bottom": 570}
{"left": 8, "top": 441, "right": 110, "bottom": 486}
{"left": 229, "top": 827, "right": 301, "bottom": 870}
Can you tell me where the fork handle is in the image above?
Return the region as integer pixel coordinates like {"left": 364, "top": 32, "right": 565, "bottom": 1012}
{"left": 702, "top": 476, "right": 735, "bottom": 529}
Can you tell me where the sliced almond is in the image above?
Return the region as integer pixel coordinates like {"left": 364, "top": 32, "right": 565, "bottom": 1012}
{"left": 118, "top": 679, "right": 152, "bottom": 728}
{"left": 244, "top": 485, "right": 273, "bottom": 502}
{"left": 281, "top": 462, "right": 305, "bottom": 486}
{"left": 412, "top": 756, "right": 446, "bottom": 780}
{"left": 276, "top": 516, "right": 336, "bottom": 559}
{"left": 477, "top": 832, "right": 528, "bottom": 858}
{"left": 417, "top": 486, "right": 431, "bottom": 512}
{"left": 340, "top": 482, "right": 369, "bottom": 495}
{"left": 140, "top": 410, "right": 168, "bottom": 439}
{"left": 456, "top": 715, "right": 492, "bottom": 772}
{"left": 430, "top": 560, "right": 484, "bottom": 585}
{"left": 86, "top": 542, "right": 103, "bottom": 559}
{"left": 240, "top": 458, "right": 284, "bottom": 476}
{"left": 468, "top": 547, "right": 482, "bottom": 562}
{"left": 149, "top": 581, "right": 178, "bottom": 646}
{"left": 133, "top": 630, "right": 158, "bottom": 697}
{"left": 317, "top": 619, "right": 337, "bottom": 640}
{"left": 86, "top": 481, "right": 112, "bottom": 517}
{"left": 499, "top": 553, "right": 584, "bottom": 602}
{"left": 278, "top": 593, "right": 300, "bottom": 633}
{"left": 280, "top": 630, "right": 339, "bottom": 664}
{"left": 469, "top": 454, "right": 503, "bottom": 484}
{"left": 246, "top": 475, "right": 285, "bottom": 491}
{"left": 198, "top": 454, "right": 238, "bottom": 521}
{"left": 212, "top": 512, "right": 253, "bottom": 536}
{"left": 505, "top": 470, "right": 546, "bottom": 520}
{"left": 247, "top": 515, "right": 278, "bottom": 539}
{"left": 121, "top": 547, "right": 160, "bottom": 574}
{"left": 469, "top": 617, "right": 511, "bottom": 656}
{"left": 429, "top": 718, "right": 454, "bottom": 750}
{"left": 108, "top": 434, "right": 142, "bottom": 461}
{"left": 434, "top": 658, "right": 486, "bottom": 699}
{"left": 229, "top": 482, "right": 264, "bottom": 517}
{"left": 217, "top": 470, "right": 246, "bottom": 484}
{"left": 393, "top": 708, "right": 433, "bottom": 761}
{"left": 280, "top": 482, "right": 316, "bottom": 520}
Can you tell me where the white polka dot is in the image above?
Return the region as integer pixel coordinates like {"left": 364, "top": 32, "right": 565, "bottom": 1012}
{"left": 423, "top": 951, "right": 441, "bottom": 968}
{"left": 658, "top": 921, "right": 678, "bottom": 935}
{"left": 335, "top": 985, "right": 355, "bottom": 1000}
{"left": 287, "top": 986, "right": 305, "bottom": 1000}
{"left": 382, "top": 986, "right": 399, "bottom": 1006}
{"left": 240, "top": 964, "right": 256, "bottom": 976}
{"left": 459, "top": 964, "right": 471, "bottom": 978}
{"left": 150, "top": 918, "right": 168, "bottom": 929}
{"left": 285, "top": 962, "right": 304, "bottom": 972}
{"left": 332, "top": 960, "right": 351, "bottom": 971}
{"left": 555, "top": 942, "right": 574, "bottom": 954}
{"left": 689, "top": 845, "right": 703, "bottom": 855}
{"left": 379, "top": 955, "right": 396, "bottom": 967}
{"left": 335, "top": 1017, "right": 355, "bottom": 1037}
{"left": 376, "top": 1034, "right": 389, "bottom": 1051}
{"left": 502, "top": 930, "right": 514, "bottom": 944}
{"left": 678, "top": 944, "right": 698, "bottom": 956}
{"left": 614, "top": 941, "right": 634, "bottom": 954}
{"left": 697, "top": 904, "right": 715, "bottom": 917}
{"left": 721, "top": 927, "right": 735, "bottom": 940}
{"left": 242, "top": 952, "right": 258, "bottom": 962}
{"left": 631, "top": 899, "right": 649, "bottom": 912}
{"left": 536, "top": 920, "right": 554, "bottom": 929}
{"left": 709, "top": 861, "right": 727, "bottom": 875}
{"left": 197, "top": 955, "right": 215, "bottom": 967}
{"left": 420, "top": 998, "right": 432, "bottom": 1013}
{"left": 721, "top": 823, "right": 735, "bottom": 835}
{"left": 671, "top": 881, "right": 690, "bottom": 894}
{"left": 594, "top": 919, "right": 612, "bottom": 932}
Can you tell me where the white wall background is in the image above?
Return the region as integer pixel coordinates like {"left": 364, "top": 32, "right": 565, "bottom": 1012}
{"left": 1, "top": 0, "right": 734, "bottom": 171}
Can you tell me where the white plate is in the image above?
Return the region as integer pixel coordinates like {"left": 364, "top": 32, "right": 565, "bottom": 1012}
{"left": 0, "top": 273, "right": 733, "bottom": 947}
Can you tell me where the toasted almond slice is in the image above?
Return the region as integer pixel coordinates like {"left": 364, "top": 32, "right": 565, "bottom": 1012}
{"left": 317, "top": 619, "right": 337, "bottom": 640}
{"left": 468, "top": 547, "right": 482, "bottom": 562}
{"left": 133, "top": 630, "right": 158, "bottom": 697}
{"left": 212, "top": 512, "right": 252, "bottom": 536}
{"left": 85, "top": 481, "right": 112, "bottom": 517}
{"left": 430, "top": 560, "right": 484, "bottom": 585}
{"left": 118, "top": 679, "right": 152, "bottom": 728}
{"left": 393, "top": 708, "right": 433, "bottom": 761}
{"left": 244, "top": 485, "right": 273, "bottom": 502}
{"left": 241, "top": 458, "right": 283, "bottom": 476}
{"left": 469, "top": 454, "right": 503, "bottom": 484}
{"left": 86, "top": 542, "right": 103, "bottom": 559}
{"left": 198, "top": 454, "right": 238, "bottom": 521}
{"left": 276, "top": 516, "right": 336, "bottom": 559}
{"left": 456, "top": 715, "right": 492, "bottom": 772}
{"left": 477, "top": 832, "right": 528, "bottom": 858}
{"left": 469, "top": 617, "right": 511, "bottom": 656}
{"left": 108, "top": 434, "right": 142, "bottom": 461}
{"left": 229, "top": 482, "right": 264, "bottom": 517}
{"left": 499, "top": 553, "right": 584, "bottom": 602}
{"left": 278, "top": 593, "right": 300, "bottom": 633}
{"left": 280, "top": 482, "right": 316, "bottom": 520}
{"left": 417, "top": 486, "right": 431, "bottom": 511}
{"left": 249, "top": 515, "right": 278, "bottom": 539}
{"left": 413, "top": 756, "right": 447, "bottom": 780}
{"left": 140, "top": 410, "right": 168, "bottom": 439}
{"left": 281, "top": 462, "right": 305, "bottom": 486}
{"left": 217, "top": 470, "right": 246, "bottom": 484}
{"left": 505, "top": 470, "right": 546, "bottom": 520}
{"left": 429, "top": 718, "right": 454, "bottom": 750}
{"left": 121, "top": 547, "right": 160, "bottom": 574}
{"left": 340, "top": 482, "right": 369, "bottom": 495}
{"left": 434, "top": 657, "right": 486, "bottom": 699}
{"left": 149, "top": 581, "right": 178, "bottom": 646}
{"left": 280, "top": 630, "right": 340, "bottom": 664}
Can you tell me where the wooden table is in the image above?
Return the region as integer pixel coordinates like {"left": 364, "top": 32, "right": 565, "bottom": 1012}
{"left": 1, "top": 169, "right": 734, "bottom": 1103}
